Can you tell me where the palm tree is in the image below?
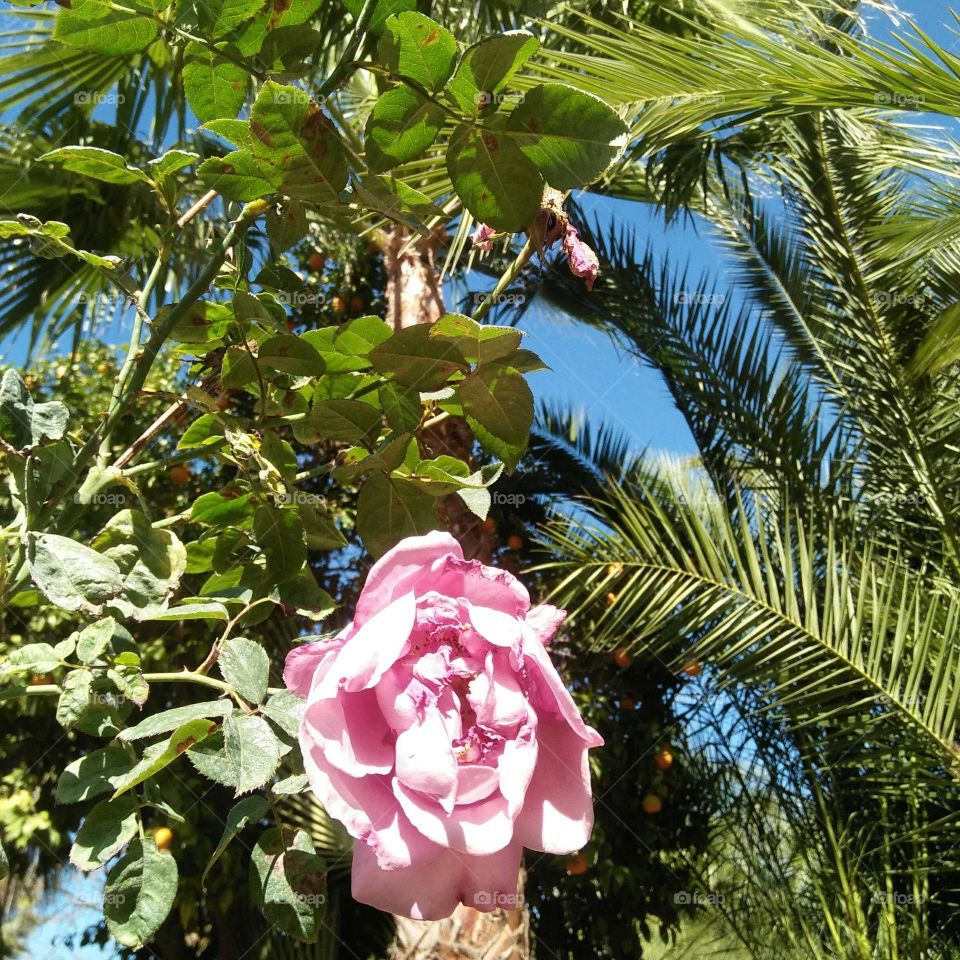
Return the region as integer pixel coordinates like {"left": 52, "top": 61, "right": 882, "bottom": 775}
{"left": 513, "top": 3, "right": 960, "bottom": 956}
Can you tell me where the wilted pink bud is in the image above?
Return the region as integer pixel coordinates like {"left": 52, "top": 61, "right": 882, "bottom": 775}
{"left": 285, "top": 532, "right": 603, "bottom": 920}
{"left": 470, "top": 223, "right": 497, "bottom": 254}
{"left": 563, "top": 224, "right": 599, "bottom": 291}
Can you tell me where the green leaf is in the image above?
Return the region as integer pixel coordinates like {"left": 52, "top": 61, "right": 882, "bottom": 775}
{"left": 459, "top": 363, "right": 533, "bottom": 471}
{"left": 278, "top": 569, "right": 336, "bottom": 620}
{"left": 357, "top": 472, "right": 437, "bottom": 558}
{"left": 253, "top": 504, "right": 307, "bottom": 582}
{"left": 259, "top": 431, "right": 298, "bottom": 482}
{"left": 146, "top": 150, "right": 199, "bottom": 181}
{"left": 272, "top": 772, "right": 309, "bottom": 794}
{"left": 26, "top": 533, "right": 123, "bottom": 615}
{"left": 379, "top": 382, "right": 421, "bottom": 432}
{"left": 119, "top": 701, "right": 233, "bottom": 741}
{"left": 225, "top": 714, "right": 283, "bottom": 795}
{"left": 5, "top": 642, "right": 60, "bottom": 673}
{"left": 112, "top": 718, "right": 220, "bottom": 798}
{"left": 260, "top": 690, "right": 304, "bottom": 739}
{"left": 56, "top": 669, "right": 129, "bottom": 736}
{"left": 202, "top": 795, "right": 269, "bottom": 888}
{"left": 297, "top": 398, "right": 382, "bottom": 444}
{"left": 70, "top": 795, "right": 139, "bottom": 871}
{"left": 447, "top": 121, "right": 542, "bottom": 233}
{"left": 504, "top": 83, "right": 627, "bottom": 190}
{"left": 369, "top": 324, "right": 469, "bottom": 389}
{"left": 198, "top": 151, "right": 277, "bottom": 203}
{"left": 249, "top": 81, "right": 347, "bottom": 201}
{"left": 430, "top": 313, "right": 522, "bottom": 364}
{"left": 76, "top": 617, "right": 133, "bottom": 664}
{"left": 0, "top": 369, "right": 69, "bottom": 449}
{"left": 183, "top": 43, "right": 249, "bottom": 123}
{"left": 140, "top": 602, "right": 231, "bottom": 622}
{"left": 336, "top": 315, "right": 393, "bottom": 356}
{"left": 380, "top": 12, "right": 457, "bottom": 92}
{"left": 300, "top": 503, "right": 347, "bottom": 550}
{"left": 54, "top": 0, "right": 158, "bottom": 55}
{"left": 91, "top": 510, "right": 187, "bottom": 618}
{"left": 40, "top": 147, "right": 150, "bottom": 186}
{"left": 104, "top": 838, "right": 178, "bottom": 949}
{"left": 219, "top": 637, "right": 270, "bottom": 704}
{"left": 447, "top": 31, "right": 540, "bottom": 116}
{"left": 344, "top": 0, "right": 414, "bottom": 32}
{"left": 57, "top": 745, "right": 137, "bottom": 804}
{"left": 266, "top": 199, "right": 308, "bottom": 251}
{"left": 191, "top": 491, "right": 255, "bottom": 527}
{"left": 365, "top": 86, "right": 445, "bottom": 173}
{"left": 249, "top": 828, "right": 326, "bottom": 942}
{"left": 259, "top": 334, "right": 325, "bottom": 376}
{"left": 193, "top": 0, "right": 263, "bottom": 37}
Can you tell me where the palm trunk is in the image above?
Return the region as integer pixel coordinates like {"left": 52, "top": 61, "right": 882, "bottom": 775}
{"left": 381, "top": 226, "right": 528, "bottom": 959}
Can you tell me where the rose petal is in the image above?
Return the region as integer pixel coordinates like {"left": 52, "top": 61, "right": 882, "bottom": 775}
{"left": 469, "top": 652, "right": 528, "bottom": 730}
{"left": 563, "top": 223, "right": 599, "bottom": 291}
{"left": 394, "top": 708, "right": 457, "bottom": 811}
{"left": 513, "top": 716, "right": 596, "bottom": 854}
{"left": 283, "top": 634, "right": 345, "bottom": 698}
{"left": 432, "top": 555, "right": 530, "bottom": 616}
{"left": 355, "top": 532, "right": 462, "bottom": 626}
{"left": 301, "top": 741, "right": 419, "bottom": 869}
{"left": 393, "top": 779, "right": 516, "bottom": 855}
{"left": 497, "top": 722, "right": 538, "bottom": 818}
{"left": 521, "top": 623, "right": 604, "bottom": 747}
{"left": 456, "top": 765, "right": 500, "bottom": 805}
{"left": 525, "top": 604, "right": 566, "bottom": 646}
{"left": 351, "top": 837, "right": 523, "bottom": 920}
{"left": 322, "top": 590, "right": 416, "bottom": 695}
{"left": 468, "top": 603, "right": 522, "bottom": 648}
{"left": 302, "top": 688, "right": 394, "bottom": 777}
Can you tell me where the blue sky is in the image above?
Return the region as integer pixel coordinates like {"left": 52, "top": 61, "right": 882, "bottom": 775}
{"left": 9, "top": 1, "right": 960, "bottom": 956}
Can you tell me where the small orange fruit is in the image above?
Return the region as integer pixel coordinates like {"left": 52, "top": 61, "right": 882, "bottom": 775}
{"left": 507, "top": 534, "right": 523, "bottom": 551}
{"left": 605, "top": 592, "right": 617, "bottom": 607}
{"left": 331, "top": 295, "right": 347, "bottom": 316}
{"left": 612, "top": 646, "right": 631, "bottom": 669}
{"left": 482, "top": 517, "right": 496, "bottom": 533}
{"left": 621, "top": 696, "right": 635, "bottom": 711}
{"left": 153, "top": 826, "right": 174, "bottom": 850}
{"left": 29, "top": 674, "right": 52, "bottom": 686}
{"left": 349, "top": 295, "right": 366, "bottom": 312}
{"left": 96, "top": 362, "right": 110, "bottom": 374}
{"left": 168, "top": 465, "right": 190, "bottom": 487}
{"left": 216, "top": 393, "right": 231, "bottom": 411}
{"left": 681, "top": 659, "right": 702, "bottom": 677}
{"left": 642, "top": 793, "right": 663, "bottom": 814}
{"left": 654, "top": 748, "right": 674, "bottom": 770}
{"left": 307, "top": 252, "right": 325, "bottom": 271}
{"left": 565, "top": 854, "right": 589, "bottom": 876}
{"left": 607, "top": 562, "right": 623, "bottom": 576}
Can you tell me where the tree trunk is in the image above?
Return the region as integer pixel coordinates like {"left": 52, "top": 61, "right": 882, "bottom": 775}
{"left": 380, "top": 227, "right": 528, "bottom": 959}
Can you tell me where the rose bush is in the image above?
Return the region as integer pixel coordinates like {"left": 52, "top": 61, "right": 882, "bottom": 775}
{"left": 284, "top": 531, "right": 603, "bottom": 920}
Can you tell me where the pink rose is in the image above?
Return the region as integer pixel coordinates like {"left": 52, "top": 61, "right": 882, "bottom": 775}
{"left": 563, "top": 223, "right": 599, "bottom": 291}
{"left": 284, "top": 531, "right": 603, "bottom": 920}
{"left": 470, "top": 222, "right": 497, "bottom": 254}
